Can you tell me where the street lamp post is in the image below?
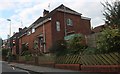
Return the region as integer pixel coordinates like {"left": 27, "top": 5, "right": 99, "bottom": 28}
{"left": 7, "top": 19, "right": 11, "bottom": 37}
{"left": 7, "top": 19, "right": 11, "bottom": 50}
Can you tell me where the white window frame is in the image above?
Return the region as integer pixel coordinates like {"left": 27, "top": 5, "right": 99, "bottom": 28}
{"left": 32, "top": 28, "right": 35, "bottom": 33}
{"left": 56, "top": 21, "right": 61, "bottom": 31}
{"left": 27, "top": 31, "right": 31, "bottom": 35}
{"left": 67, "top": 19, "right": 73, "bottom": 26}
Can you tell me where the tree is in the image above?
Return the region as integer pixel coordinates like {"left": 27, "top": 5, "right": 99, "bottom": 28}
{"left": 102, "top": 0, "right": 120, "bottom": 29}
{"left": 21, "top": 43, "right": 30, "bottom": 56}
{"left": 97, "top": 27, "right": 120, "bottom": 53}
{"left": 49, "top": 40, "right": 67, "bottom": 56}
{"left": 67, "top": 34, "right": 87, "bottom": 55}
{"left": 1, "top": 48, "right": 9, "bottom": 57}
{"left": 98, "top": 0, "right": 120, "bottom": 54}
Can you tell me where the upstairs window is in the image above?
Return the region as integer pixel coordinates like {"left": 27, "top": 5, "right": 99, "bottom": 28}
{"left": 67, "top": 19, "right": 73, "bottom": 26}
{"left": 32, "top": 28, "right": 35, "bottom": 33}
{"left": 27, "top": 31, "right": 31, "bottom": 35}
{"left": 56, "top": 21, "right": 61, "bottom": 31}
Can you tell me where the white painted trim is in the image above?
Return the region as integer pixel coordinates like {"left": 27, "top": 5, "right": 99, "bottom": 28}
{"left": 57, "top": 8, "right": 82, "bottom": 15}
{"left": 81, "top": 16, "right": 91, "bottom": 20}
{"left": 33, "top": 18, "right": 51, "bottom": 29}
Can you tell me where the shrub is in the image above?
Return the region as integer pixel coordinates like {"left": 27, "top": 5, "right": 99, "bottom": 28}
{"left": 97, "top": 27, "right": 120, "bottom": 53}
{"left": 49, "top": 40, "right": 67, "bottom": 56}
{"left": 67, "top": 34, "right": 87, "bottom": 55}
{"left": 24, "top": 54, "right": 32, "bottom": 61}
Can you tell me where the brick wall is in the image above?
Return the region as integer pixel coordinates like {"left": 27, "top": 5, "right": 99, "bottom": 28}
{"left": 81, "top": 19, "right": 91, "bottom": 35}
{"left": 19, "top": 11, "right": 91, "bottom": 54}
{"left": 51, "top": 11, "right": 91, "bottom": 44}
{"left": 22, "top": 21, "right": 52, "bottom": 53}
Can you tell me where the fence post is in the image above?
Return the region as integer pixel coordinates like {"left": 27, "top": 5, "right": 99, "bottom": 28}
{"left": 79, "top": 64, "right": 82, "bottom": 70}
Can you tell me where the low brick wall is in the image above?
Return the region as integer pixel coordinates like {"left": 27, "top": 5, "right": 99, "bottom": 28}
{"left": 81, "top": 65, "right": 120, "bottom": 72}
{"left": 55, "top": 64, "right": 81, "bottom": 71}
{"left": 55, "top": 64, "right": 120, "bottom": 72}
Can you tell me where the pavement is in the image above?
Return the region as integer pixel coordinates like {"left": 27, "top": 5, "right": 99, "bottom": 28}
{"left": 9, "top": 62, "right": 78, "bottom": 72}
{"left": 8, "top": 62, "right": 118, "bottom": 74}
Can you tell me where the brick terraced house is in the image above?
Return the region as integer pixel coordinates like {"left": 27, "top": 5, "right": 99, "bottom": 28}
{"left": 10, "top": 27, "right": 27, "bottom": 55}
{"left": 19, "top": 4, "right": 92, "bottom": 54}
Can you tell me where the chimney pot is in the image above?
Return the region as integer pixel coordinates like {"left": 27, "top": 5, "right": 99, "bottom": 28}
{"left": 19, "top": 28, "right": 22, "bottom": 32}
{"left": 43, "top": 9, "right": 49, "bottom": 17}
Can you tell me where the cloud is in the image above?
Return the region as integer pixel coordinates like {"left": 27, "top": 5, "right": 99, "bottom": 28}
{"left": 0, "top": 1, "right": 14, "bottom": 10}
{"left": 0, "top": 18, "right": 10, "bottom": 39}
{"left": 0, "top": 1, "right": 51, "bottom": 39}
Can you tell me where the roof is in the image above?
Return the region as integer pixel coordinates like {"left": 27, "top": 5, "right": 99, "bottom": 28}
{"left": 92, "top": 24, "right": 107, "bottom": 33}
{"left": 81, "top": 16, "right": 91, "bottom": 20}
{"left": 64, "top": 34, "right": 82, "bottom": 40}
{"left": 18, "top": 27, "right": 28, "bottom": 38}
{"left": 28, "top": 4, "right": 82, "bottom": 29}
{"left": 56, "top": 4, "right": 82, "bottom": 15}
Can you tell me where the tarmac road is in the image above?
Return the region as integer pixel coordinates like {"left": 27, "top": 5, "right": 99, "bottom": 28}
{"left": 1, "top": 61, "right": 30, "bottom": 74}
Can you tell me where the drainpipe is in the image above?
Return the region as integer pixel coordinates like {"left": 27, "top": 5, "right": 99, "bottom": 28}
{"left": 85, "top": 35, "right": 87, "bottom": 45}
{"left": 43, "top": 23, "right": 46, "bottom": 53}
{"left": 64, "top": 6, "right": 67, "bottom": 36}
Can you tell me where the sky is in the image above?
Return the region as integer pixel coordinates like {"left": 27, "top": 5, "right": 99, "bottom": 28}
{"left": 0, "top": 0, "right": 114, "bottom": 40}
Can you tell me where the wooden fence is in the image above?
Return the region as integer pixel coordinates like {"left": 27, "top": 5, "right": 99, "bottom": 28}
{"left": 17, "top": 52, "right": 120, "bottom": 71}
{"left": 56, "top": 52, "right": 120, "bottom": 65}
{"left": 17, "top": 52, "right": 120, "bottom": 65}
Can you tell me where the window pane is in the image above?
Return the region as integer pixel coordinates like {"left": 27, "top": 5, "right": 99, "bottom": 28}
{"left": 67, "top": 19, "right": 73, "bottom": 26}
{"left": 32, "top": 28, "right": 35, "bottom": 33}
{"left": 56, "top": 21, "right": 60, "bottom": 31}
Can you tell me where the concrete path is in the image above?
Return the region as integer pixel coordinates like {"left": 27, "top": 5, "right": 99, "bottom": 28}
{"left": 8, "top": 62, "right": 117, "bottom": 74}
{"left": 9, "top": 62, "right": 78, "bottom": 72}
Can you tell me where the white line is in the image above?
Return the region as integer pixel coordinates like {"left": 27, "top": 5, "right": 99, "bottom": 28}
{"left": 12, "top": 67, "right": 15, "bottom": 70}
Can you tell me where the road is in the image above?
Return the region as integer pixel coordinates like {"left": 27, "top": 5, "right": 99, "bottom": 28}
{"left": 0, "top": 61, "right": 30, "bottom": 74}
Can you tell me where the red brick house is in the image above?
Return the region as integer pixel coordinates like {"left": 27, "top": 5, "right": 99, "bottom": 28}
{"left": 19, "top": 4, "right": 91, "bottom": 54}
{"left": 92, "top": 23, "right": 118, "bottom": 33}
{"left": 10, "top": 27, "right": 27, "bottom": 55}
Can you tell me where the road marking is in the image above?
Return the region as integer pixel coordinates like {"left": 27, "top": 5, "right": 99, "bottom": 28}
{"left": 12, "top": 67, "right": 15, "bottom": 70}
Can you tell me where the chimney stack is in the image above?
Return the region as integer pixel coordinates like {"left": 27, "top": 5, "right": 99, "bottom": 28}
{"left": 19, "top": 28, "right": 22, "bottom": 32}
{"left": 13, "top": 32, "right": 16, "bottom": 35}
{"left": 43, "top": 9, "right": 49, "bottom": 17}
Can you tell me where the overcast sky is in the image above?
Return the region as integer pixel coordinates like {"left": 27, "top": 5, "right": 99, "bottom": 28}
{"left": 0, "top": 0, "right": 114, "bottom": 39}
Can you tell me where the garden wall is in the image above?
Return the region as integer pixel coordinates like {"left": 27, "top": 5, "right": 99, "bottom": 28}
{"left": 17, "top": 52, "right": 120, "bottom": 72}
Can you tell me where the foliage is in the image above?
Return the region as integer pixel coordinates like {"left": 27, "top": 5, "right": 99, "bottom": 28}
{"left": 21, "top": 51, "right": 31, "bottom": 56}
{"left": 21, "top": 43, "right": 32, "bottom": 61}
{"left": 67, "top": 34, "right": 87, "bottom": 55}
{"left": 84, "top": 47, "right": 98, "bottom": 55}
{"left": 33, "top": 40, "right": 39, "bottom": 50}
{"left": 24, "top": 54, "right": 32, "bottom": 61}
{"left": 102, "top": 1, "right": 120, "bottom": 28}
{"left": 21, "top": 43, "right": 29, "bottom": 56}
{"left": 21, "top": 43, "right": 28, "bottom": 51}
{"left": 49, "top": 34, "right": 88, "bottom": 56}
{"left": 97, "top": 27, "right": 120, "bottom": 53}
{"left": 49, "top": 40, "right": 67, "bottom": 56}
{"left": 1, "top": 48, "right": 9, "bottom": 56}
{"left": 33, "top": 40, "right": 44, "bottom": 56}
{"left": 1, "top": 48, "right": 17, "bottom": 61}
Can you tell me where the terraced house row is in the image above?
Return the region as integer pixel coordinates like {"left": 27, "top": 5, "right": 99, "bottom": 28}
{"left": 10, "top": 4, "right": 92, "bottom": 55}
